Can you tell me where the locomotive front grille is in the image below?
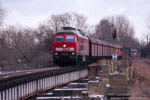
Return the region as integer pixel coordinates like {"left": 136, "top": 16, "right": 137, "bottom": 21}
{"left": 61, "top": 53, "right": 69, "bottom": 56}
{"left": 53, "top": 52, "right": 76, "bottom": 61}
{"left": 61, "top": 53, "right": 69, "bottom": 61}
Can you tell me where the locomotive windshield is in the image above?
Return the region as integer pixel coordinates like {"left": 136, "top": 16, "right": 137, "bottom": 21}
{"left": 66, "top": 36, "right": 74, "bottom": 42}
{"left": 56, "top": 36, "right": 64, "bottom": 42}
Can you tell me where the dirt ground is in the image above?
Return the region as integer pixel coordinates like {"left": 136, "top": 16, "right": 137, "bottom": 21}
{"left": 130, "top": 59, "right": 150, "bottom": 99}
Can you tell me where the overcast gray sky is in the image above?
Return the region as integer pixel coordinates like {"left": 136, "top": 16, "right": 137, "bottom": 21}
{"left": 2, "top": 0, "right": 150, "bottom": 40}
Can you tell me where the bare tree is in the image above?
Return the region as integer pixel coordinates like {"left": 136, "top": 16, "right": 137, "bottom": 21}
{"left": 0, "top": 32, "right": 9, "bottom": 61}
{"left": 0, "top": 11, "right": 90, "bottom": 69}
{"left": 95, "top": 15, "right": 140, "bottom": 49}
{"left": 2, "top": 26, "right": 36, "bottom": 63}
{"left": 112, "top": 16, "right": 135, "bottom": 46}
{"left": 0, "top": 3, "right": 6, "bottom": 69}
{"left": 46, "top": 12, "right": 88, "bottom": 33}
{"left": 95, "top": 18, "right": 114, "bottom": 42}
{"left": 35, "top": 23, "right": 54, "bottom": 53}
{"left": 35, "top": 12, "right": 89, "bottom": 54}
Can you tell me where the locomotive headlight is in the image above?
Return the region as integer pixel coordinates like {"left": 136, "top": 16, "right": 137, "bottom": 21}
{"left": 63, "top": 44, "right": 66, "bottom": 48}
{"left": 55, "top": 53, "right": 58, "bottom": 55}
{"left": 72, "top": 53, "right": 75, "bottom": 55}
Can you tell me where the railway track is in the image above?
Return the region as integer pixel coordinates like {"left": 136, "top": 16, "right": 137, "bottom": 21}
{"left": 0, "top": 65, "right": 85, "bottom": 82}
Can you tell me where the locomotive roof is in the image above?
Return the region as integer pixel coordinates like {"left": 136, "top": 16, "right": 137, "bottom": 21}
{"left": 56, "top": 29, "right": 88, "bottom": 39}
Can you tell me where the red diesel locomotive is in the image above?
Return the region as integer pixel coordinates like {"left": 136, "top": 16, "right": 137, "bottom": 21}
{"left": 53, "top": 27, "right": 89, "bottom": 65}
{"left": 53, "top": 27, "right": 123, "bottom": 65}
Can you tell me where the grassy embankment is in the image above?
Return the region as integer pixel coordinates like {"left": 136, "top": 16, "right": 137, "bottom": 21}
{"left": 131, "top": 59, "right": 150, "bottom": 99}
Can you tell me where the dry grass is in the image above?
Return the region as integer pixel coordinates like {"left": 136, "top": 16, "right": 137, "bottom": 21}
{"left": 130, "top": 59, "right": 150, "bottom": 99}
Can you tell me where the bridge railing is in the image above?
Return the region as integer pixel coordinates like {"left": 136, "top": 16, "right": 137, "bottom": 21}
{"left": 0, "top": 61, "right": 54, "bottom": 74}
{"left": 0, "top": 66, "right": 89, "bottom": 100}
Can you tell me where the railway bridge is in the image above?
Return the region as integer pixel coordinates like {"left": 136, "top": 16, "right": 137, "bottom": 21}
{"left": 0, "top": 60, "right": 133, "bottom": 100}
{"left": 0, "top": 66, "right": 88, "bottom": 100}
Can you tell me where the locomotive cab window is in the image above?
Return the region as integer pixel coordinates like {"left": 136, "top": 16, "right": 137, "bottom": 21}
{"left": 56, "top": 36, "right": 64, "bottom": 42}
{"left": 66, "top": 36, "right": 74, "bottom": 42}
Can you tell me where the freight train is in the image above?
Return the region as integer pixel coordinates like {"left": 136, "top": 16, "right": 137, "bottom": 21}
{"left": 53, "top": 27, "right": 137, "bottom": 66}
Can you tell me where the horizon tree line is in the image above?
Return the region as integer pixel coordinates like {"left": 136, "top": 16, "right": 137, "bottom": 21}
{"left": 0, "top": 5, "right": 146, "bottom": 66}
